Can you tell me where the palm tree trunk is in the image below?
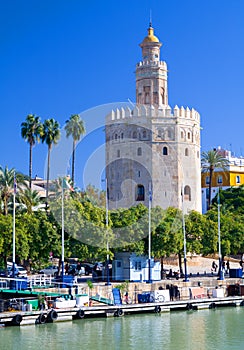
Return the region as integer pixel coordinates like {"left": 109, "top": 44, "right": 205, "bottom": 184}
{"left": 71, "top": 140, "right": 75, "bottom": 185}
{"left": 46, "top": 146, "right": 51, "bottom": 209}
{"left": 208, "top": 167, "right": 213, "bottom": 210}
{"left": 29, "top": 143, "right": 33, "bottom": 189}
{"left": 4, "top": 196, "right": 8, "bottom": 216}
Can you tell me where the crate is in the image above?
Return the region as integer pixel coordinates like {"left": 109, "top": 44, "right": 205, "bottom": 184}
{"left": 229, "top": 269, "right": 243, "bottom": 278}
{"left": 26, "top": 299, "right": 39, "bottom": 310}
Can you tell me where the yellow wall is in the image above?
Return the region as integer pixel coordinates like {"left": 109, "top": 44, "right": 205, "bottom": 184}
{"left": 202, "top": 170, "right": 244, "bottom": 187}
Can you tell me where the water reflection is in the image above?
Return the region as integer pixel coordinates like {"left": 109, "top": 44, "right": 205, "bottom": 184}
{"left": 0, "top": 308, "right": 243, "bottom": 350}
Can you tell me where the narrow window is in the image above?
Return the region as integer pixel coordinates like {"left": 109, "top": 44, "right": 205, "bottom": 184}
{"left": 117, "top": 150, "right": 120, "bottom": 158}
{"left": 137, "top": 147, "right": 142, "bottom": 156}
{"left": 236, "top": 175, "right": 240, "bottom": 184}
{"left": 163, "top": 146, "right": 168, "bottom": 155}
{"left": 132, "top": 131, "right": 137, "bottom": 139}
{"left": 217, "top": 176, "right": 222, "bottom": 184}
{"left": 184, "top": 185, "right": 191, "bottom": 201}
{"left": 115, "top": 133, "right": 118, "bottom": 140}
{"left": 143, "top": 130, "right": 147, "bottom": 138}
{"left": 206, "top": 176, "right": 210, "bottom": 185}
{"left": 136, "top": 184, "right": 145, "bottom": 201}
{"left": 185, "top": 148, "right": 189, "bottom": 156}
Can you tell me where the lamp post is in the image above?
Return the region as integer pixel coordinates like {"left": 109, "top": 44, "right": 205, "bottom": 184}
{"left": 61, "top": 178, "right": 64, "bottom": 282}
{"left": 147, "top": 182, "right": 152, "bottom": 284}
{"left": 12, "top": 173, "right": 16, "bottom": 279}
{"left": 182, "top": 185, "right": 189, "bottom": 282}
{"left": 218, "top": 187, "right": 224, "bottom": 280}
{"left": 104, "top": 178, "right": 111, "bottom": 285}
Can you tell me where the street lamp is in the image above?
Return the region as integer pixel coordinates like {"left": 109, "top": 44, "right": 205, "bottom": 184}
{"left": 182, "top": 185, "right": 189, "bottom": 282}
{"left": 103, "top": 178, "right": 111, "bottom": 286}
{"left": 218, "top": 187, "right": 224, "bottom": 280}
{"left": 147, "top": 182, "right": 152, "bottom": 284}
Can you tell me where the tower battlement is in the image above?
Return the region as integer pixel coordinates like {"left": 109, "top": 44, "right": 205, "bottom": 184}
{"left": 106, "top": 104, "right": 200, "bottom": 123}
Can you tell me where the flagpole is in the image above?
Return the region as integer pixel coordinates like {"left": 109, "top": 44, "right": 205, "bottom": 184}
{"left": 182, "top": 185, "right": 189, "bottom": 282}
{"left": 218, "top": 187, "right": 224, "bottom": 280}
{"left": 147, "top": 182, "right": 152, "bottom": 283}
{"left": 61, "top": 178, "right": 64, "bottom": 279}
{"left": 12, "top": 172, "right": 16, "bottom": 278}
{"left": 105, "top": 178, "right": 111, "bottom": 285}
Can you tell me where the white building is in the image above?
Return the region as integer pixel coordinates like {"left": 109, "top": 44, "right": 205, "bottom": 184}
{"left": 106, "top": 24, "right": 201, "bottom": 212}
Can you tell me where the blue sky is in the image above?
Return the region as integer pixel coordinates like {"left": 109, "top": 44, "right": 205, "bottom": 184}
{"left": 1, "top": 0, "right": 244, "bottom": 189}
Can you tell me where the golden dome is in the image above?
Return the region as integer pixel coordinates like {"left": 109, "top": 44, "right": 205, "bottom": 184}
{"left": 142, "top": 25, "right": 160, "bottom": 44}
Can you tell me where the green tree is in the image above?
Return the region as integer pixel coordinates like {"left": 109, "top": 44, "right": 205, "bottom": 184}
{"left": 41, "top": 118, "right": 60, "bottom": 207}
{"left": 212, "top": 185, "right": 244, "bottom": 214}
{"left": 21, "top": 114, "right": 43, "bottom": 188}
{"left": 65, "top": 114, "right": 85, "bottom": 185}
{"left": 0, "top": 166, "right": 25, "bottom": 215}
{"left": 0, "top": 214, "right": 29, "bottom": 267}
{"left": 185, "top": 211, "right": 205, "bottom": 255}
{"left": 152, "top": 207, "right": 183, "bottom": 263}
{"left": 201, "top": 149, "right": 229, "bottom": 210}
{"left": 17, "top": 184, "right": 42, "bottom": 214}
{"left": 205, "top": 205, "right": 244, "bottom": 258}
{"left": 20, "top": 212, "right": 61, "bottom": 269}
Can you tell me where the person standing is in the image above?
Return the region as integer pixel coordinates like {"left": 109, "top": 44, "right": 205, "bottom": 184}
{"left": 226, "top": 260, "right": 230, "bottom": 274}
{"left": 77, "top": 262, "right": 82, "bottom": 276}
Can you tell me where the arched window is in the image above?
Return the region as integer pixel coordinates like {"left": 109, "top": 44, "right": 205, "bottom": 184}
{"left": 121, "top": 133, "right": 124, "bottom": 139}
{"left": 185, "top": 148, "right": 189, "bottom": 156}
{"left": 117, "top": 149, "right": 120, "bottom": 158}
{"left": 137, "top": 147, "right": 142, "bottom": 156}
{"left": 187, "top": 132, "right": 191, "bottom": 139}
{"left": 114, "top": 133, "right": 118, "bottom": 140}
{"left": 132, "top": 131, "right": 137, "bottom": 139}
{"left": 181, "top": 131, "right": 184, "bottom": 139}
{"left": 143, "top": 130, "right": 147, "bottom": 138}
{"left": 136, "top": 185, "right": 145, "bottom": 201}
{"left": 184, "top": 185, "right": 191, "bottom": 201}
{"left": 163, "top": 146, "right": 168, "bottom": 155}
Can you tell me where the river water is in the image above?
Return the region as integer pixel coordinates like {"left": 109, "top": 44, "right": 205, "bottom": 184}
{"left": 0, "top": 307, "right": 243, "bottom": 350}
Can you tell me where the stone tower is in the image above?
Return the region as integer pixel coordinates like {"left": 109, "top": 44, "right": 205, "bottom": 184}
{"left": 105, "top": 24, "right": 202, "bottom": 213}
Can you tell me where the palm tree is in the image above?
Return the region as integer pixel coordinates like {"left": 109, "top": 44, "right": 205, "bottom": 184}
{"left": 0, "top": 166, "right": 26, "bottom": 215}
{"left": 17, "top": 185, "right": 42, "bottom": 214}
{"left": 21, "top": 114, "right": 43, "bottom": 188}
{"left": 65, "top": 114, "right": 86, "bottom": 185}
{"left": 201, "top": 149, "right": 230, "bottom": 210}
{"left": 41, "top": 118, "right": 60, "bottom": 207}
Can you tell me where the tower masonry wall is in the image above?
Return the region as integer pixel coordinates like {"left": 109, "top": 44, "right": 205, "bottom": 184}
{"left": 106, "top": 104, "right": 201, "bottom": 212}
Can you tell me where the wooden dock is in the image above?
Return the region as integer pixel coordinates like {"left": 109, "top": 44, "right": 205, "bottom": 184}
{"left": 0, "top": 296, "right": 243, "bottom": 327}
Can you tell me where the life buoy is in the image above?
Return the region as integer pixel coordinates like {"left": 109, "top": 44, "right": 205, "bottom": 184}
{"left": 76, "top": 309, "right": 85, "bottom": 319}
{"left": 114, "top": 308, "right": 123, "bottom": 317}
{"left": 48, "top": 309, "right": 58, "bottom": 322}
{"left": 154, "top": 305, "right": 161, "bottom": 313}
{"left": 12, "top": 314, "right": 22, "bottom": 325}
{"left": 37, "top": 314, "right": 46, "bottom": 324}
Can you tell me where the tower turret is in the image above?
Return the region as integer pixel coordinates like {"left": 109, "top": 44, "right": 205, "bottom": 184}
{"left": 136, "top": 23, "right": 168, "bottom": 106}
